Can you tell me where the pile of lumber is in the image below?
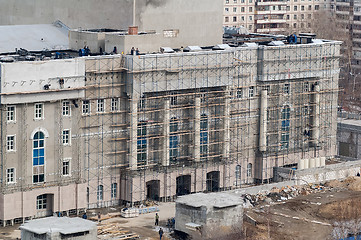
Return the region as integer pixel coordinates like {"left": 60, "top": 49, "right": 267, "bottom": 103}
{"left": 98, "top": 223, "right": 139, "bottom": 240}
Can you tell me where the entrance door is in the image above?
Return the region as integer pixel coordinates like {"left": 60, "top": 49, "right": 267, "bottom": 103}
{"left": 146, "top": 180, "right": 160, "bottom": 201}
{"left": 206, "top": 171, "right": 220, "bottom": 192}
{"left": 176, "top": 175, "right": 191, "bottom": 196}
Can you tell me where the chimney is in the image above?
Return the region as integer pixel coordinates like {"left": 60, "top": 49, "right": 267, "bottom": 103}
{"left": 128, "top": 26, "right": 138, "bottom": 35}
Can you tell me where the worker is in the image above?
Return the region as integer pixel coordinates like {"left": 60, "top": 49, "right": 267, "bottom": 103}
{"left": 159, "top": 227, "right": 164, "bottom": 240}
{"left": 98, "top": 212, "right": 101, "bottom": 222}
{"left": 82, "top": 212, "right": 87, "bottom": 219}
{"left": 131, "top": 47, "right": 135, "bottom": 55}
{"left": 113, "top": 46, "right": 117, "bottom": 54}
{"left": 155, "top": 213, "right": 159, "bottom": 226}
{"left": 136, "top": 48, "right": 140, "bottom": 55}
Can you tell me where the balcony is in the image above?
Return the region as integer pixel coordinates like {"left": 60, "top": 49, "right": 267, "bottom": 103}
{"left": 256, "top": 1, "right": 287, "bottom": 6}
{"left": 255, "top": 10, "right": 287, "bottom": 14}
{"left": 256, "top": 19, "right": 287, "bottom": 24}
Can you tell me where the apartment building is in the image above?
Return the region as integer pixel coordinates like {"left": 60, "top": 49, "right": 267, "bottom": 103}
{"left": 224, "top": 0, "right": 330, "bottom": 34}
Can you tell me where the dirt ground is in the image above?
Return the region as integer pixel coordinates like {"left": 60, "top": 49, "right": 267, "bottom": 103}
{"left": 244, "top": 177, "right": 361, "bottom": 240}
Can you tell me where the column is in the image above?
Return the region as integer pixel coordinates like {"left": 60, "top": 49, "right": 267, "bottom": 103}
{"left": 223, "top": 96, "right": 230, "bottom": 159}
{"left": 312, "top": 85, "right": 320, "bottom": 146}
{"left": 129, "top": 99, "right": 138, "bottom": 170}
{"left": 259, "top": 90, "right": 268, "bottom": 152}
{"left": 194, "top": 97, "right": 201, "bottom": 162}
{"left": 162, "top": 99, "right": 170, "bottom": 166}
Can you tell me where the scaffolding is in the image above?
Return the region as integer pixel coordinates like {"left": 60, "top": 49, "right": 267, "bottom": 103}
{"left": 80, "top": 40, "right": 341, "bottom": 206}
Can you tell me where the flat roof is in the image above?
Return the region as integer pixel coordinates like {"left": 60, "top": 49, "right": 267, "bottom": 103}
{"left": 0, "top": 23, "right": 69, "bottom": 54}
{"left": 19, "top": 217, "right": 96, "bottom": 235}
{"left": 177, "top": 192, "right": 243, "bottom": 208}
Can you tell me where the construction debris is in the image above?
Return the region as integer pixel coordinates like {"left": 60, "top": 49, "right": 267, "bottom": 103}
{"left": 98, "top": 223, "right": 139, "bottom": 240}
{"left": 242, "top": 177, "right": 361, "bottom": 208}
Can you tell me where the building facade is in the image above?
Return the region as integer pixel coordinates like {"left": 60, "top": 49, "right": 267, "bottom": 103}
{"left": 223, "top": 0, "right": 330, "bottom": 34}
{"left": 0, "top": 38, "right": 341, "bottom": 225}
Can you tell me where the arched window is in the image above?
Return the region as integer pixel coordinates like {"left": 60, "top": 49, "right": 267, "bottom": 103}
{"left": 33, "top": 131, "right": 45, "bottom": 183}
{"left": 169, "top": 117, "right": 179, "bottom": 163}
{"left": 281, "top": 106, "right": 290, "bottom": 149}
{"left": 97, "top": 185, "right": 103, "bottom": 201}
{"left": 111, "top": 183, "right": 117, "bottom": 199}
{"left": 247, "top": 163, "right": 252, "bottom": 178}
{"left": 200, "top": 114, "right": 208, "bottom": 158}
{"left": 137, "top": 122, "right": 147, "bottom": 166}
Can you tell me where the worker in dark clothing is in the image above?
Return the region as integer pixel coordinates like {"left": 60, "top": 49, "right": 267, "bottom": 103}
{"left": 159, "top": 228, "right": 164, "bottom": 240}
{"left": 113, "top": 46, "right": 117, "bottom": 54}
{"left": 136, "top": 48, "right": 140, "bottom": 55}
{"left": 131, "top": 47, "right": 135, "bottom": 55}
{"left": 82, "top": 212, "right": 87, "bottom": 219}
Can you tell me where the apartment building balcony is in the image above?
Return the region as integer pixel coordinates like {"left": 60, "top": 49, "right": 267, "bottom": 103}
{"left": 256, "top": 19, "right": 286, "bottom": 24}
{"left": 255, "top": 10, "right": 287, "bottom": 14}
{"left": 255, "top": 27, "right": 286, "bottom": 33}
{"left": 256, "top": 1, "right": 287, "bottom": 6}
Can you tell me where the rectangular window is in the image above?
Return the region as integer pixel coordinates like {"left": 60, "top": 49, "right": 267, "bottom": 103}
{"left": 7, "top": 106, "right": 15, "bottom": 122}
{"left": 281, "top": 133, "right": 289, "bottom": 149}
{"left": 233, "top": 7, "right": 237, "bottom": 12}
{"left": 62, "top": 101, "right": 71, "bottom": 116}
{"left": 36, "top": 195, "right": 47, "bottom": 210}
{"left": 284, "top": 84, "right": 290, "bottom": 94}
{"left": 82, "top": 100, "right": 90, "bottom": 115}
{"left": 62, "top": 159, "right": 70, "bottom": 176}
{"left": 236, "top": 89, "right": 243, "bottom": 98}
{"left": 7, "top": 135, "right": 15, "bottom": 151}
{"left": 7, "top": 168, "right": 15, "bottom": 183}
{"left": 303, "top": 82, "right": 309, "bottom": 92}
{"left": 97, "top": 99, "right": 105, "bottom": 112}
{"left": 225, "top": 7, "right": 229, "bottom": 12}
{"left": 62, "top": 130, "right": 70, "bottom": 145}
{"left": 111, "top": 98, "right": 120, "bottom": 112}
{"left": 111, "top": 183, "right": 117, "bottom": 199}
{"left": 225, "top": 16, "right": 229, "bottom": 22}
{"left": 315, "top": 5, "right": 319, "bottom": 10}
{"left": 241, "top": 7, "right": 245, "bottom": 12}
{"left": 294, "top": 14, "right": 297, "bottom": 20}
{"left": 294, "top": 6, "right": 297, "bottom": 11}
{"left": 249, "top": 86, "right": 254, "bottom": 97}
{"left": 249, "top": 7, "right": 253, "bottom": 12}
{"left": 34, "top": 103, "right": 43, "bottom": 119}
{"left": 233, "top": 16, "right": 237, "bottom": 22}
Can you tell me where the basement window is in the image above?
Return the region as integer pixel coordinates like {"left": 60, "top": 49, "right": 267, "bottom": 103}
{"left": 163, "top": 29, "right": 179, "bottom": 38}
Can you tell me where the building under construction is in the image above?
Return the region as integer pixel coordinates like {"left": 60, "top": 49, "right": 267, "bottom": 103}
{"left": 0, "top": 0, "right": 342, "bottom": 226}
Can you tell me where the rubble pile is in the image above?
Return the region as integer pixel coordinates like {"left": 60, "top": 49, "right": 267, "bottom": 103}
{"left": 242, "top": 183, "right": 333, "bottom": 207}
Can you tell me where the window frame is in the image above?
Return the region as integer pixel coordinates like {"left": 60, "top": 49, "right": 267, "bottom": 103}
{"left": 62, "top": 158, "right": 70, "bottom": 176}
{"left": 111, "top": 183, "right": 117, "bottom": 199}
{"left": 34, "top": 103, "right": 44, "bottom": 120}
{"left": 36, "top": 194, "right": 47, "bottom": 210}
{"left": 62, "top": 129, "right": 71, "bottom": 146}
{"left": 97, "top": 99, "right": 105, "bottom": 113}
{"left": 6, "top": 135, "right": 15, "bottom": 152}
{"left": 62, "top": 101, "right": 71, "bottom": 116}
{"left": 7, "top": 106, "right": 16, "bottom": 122}
{"left": 82, "top": 100, "right": 90, "bottom": 115}
{"left": 7, "top": 168, "right": 15, "bottom": 184}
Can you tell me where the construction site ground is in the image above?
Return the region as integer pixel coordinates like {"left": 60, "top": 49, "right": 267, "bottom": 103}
{"left": 2, "top": 177, "right": 361, "bottom": 239}
{"left": 243, "top": 177, "right": 361, "bottom": 240}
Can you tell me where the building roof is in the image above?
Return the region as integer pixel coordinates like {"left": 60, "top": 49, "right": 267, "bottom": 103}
{"left": 177, "top": 192, "right": 243, "bottom": 208}
{"left": 0, "top": 23, "right": 69, "bottom": 54}
{"left": 19, "top": 217, "right": 96, "bottom": 235}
